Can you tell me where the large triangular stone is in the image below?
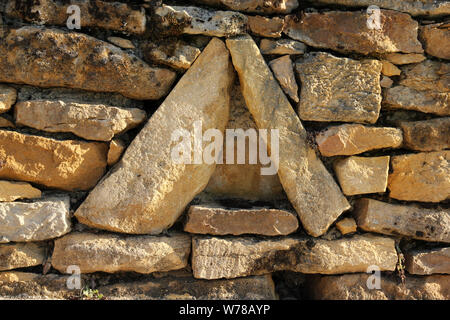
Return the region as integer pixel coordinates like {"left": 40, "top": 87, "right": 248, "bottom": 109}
{"left": 226, "top": 35, "right": 350, "bottom": 237}
{"left": 75, "top": 38, "right": 234, "bottom": 234}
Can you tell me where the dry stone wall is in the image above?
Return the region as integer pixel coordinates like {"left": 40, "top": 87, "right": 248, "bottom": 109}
{"left": 0, "top": 0, "right": 448, "bottom": 300}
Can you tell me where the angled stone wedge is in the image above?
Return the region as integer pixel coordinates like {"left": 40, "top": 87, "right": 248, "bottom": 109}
{"left": 75, "top": 38, "right": 234, "bottom": 234}
{"left": 226, "top": 35, "right": 350, "bottom": 237}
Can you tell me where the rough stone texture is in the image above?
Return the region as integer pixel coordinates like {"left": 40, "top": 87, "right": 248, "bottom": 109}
{"left": 52, "top": 232, "right": 191, "bottom": 274}
{"left": 204, "top": 81, "right": 284, "bottom": 201}
{"left": 269, "top": 55, "right": 299, "bottom": 102}
{"left": 0, "top": 27, "right": 176, "bottom": 100}
{"left": 192, "top": 234, "right": 397, "bottom": 279}
{"left": 308, "top": 273, "right": 450, "bottom": 300}
{"left": 399, "top": 118, "right": 450, "bottom": 152}
{"left": 155, "top": 5, "right": 248, "bottom": 37}
{"left": 5, "top": 0, "right": 146, "bottom": 35}
{"left": 0, "top": 181, "right": 41, "bottom": 202}
{"left": 143, "top": 41, "right": 201, "bottom": 70}
{"left": 100, "top": 274, "right": 277, "bottom": 300}
{"left": 0, "top": 117, "right": 14, "bottom": 128}
{"left": 0, "top": 243, "right": 46, "bottom": 271}
{"left": 380, "top": 76, "right": 393, "bottom": 88}
{"left": 226, "top": 35, "right": 350, "bottom": 237}
{"left": 354, "top": 198, "right": 450, "bottom": 243}
{"left": 259, "top": 38, "right": 306, "bottom": 55}
{"left": 388, "top": 151, "right": 450, "bottom": 202}
{"left": 316, "top": 124, "right": 403, "bottom": 157}
{"left": 193, "top": 0, "right": 299, "bottom": 14}
{"left": 381, "top": 60, "right": 401, "bottom": 76}
{"left": 107, "top": 139, "right": 126, "bottom": 166}
{"left": 399, "top": 60, "right": 449, "bottom": 93}
{"left": 384, "top": 53, "right": 426, "bottom": 65}
{"left": 0, "top": 197, "right": 71, "bottom": 243}
{"left": 248, "top": 15, "right": 284, "bottom": 38}
{"left": 336, "top": 218, "right": 357, "bottom": 235}
{"left": 107, "top": 37, "right": 135, "bottom": 49}
{"left": 333, "top": 156, "right": 390, "bottom": 195}
{"left": 15, "top": 100, "right": 146, "bottom": 142}
{"left": 296, "top": 53, "right": 382, "bottom": 123}
{"left": 420, "top": 23, "right": 450, "bottom": 60}
{"left": 184, "top": 204, "right": 299, "bottom": 236}
{"left": 284, "top": 10, "right": 423, "bottom": 55}
{"left": 0, "top": 84, "right": 16, "bottom": 114}
{"left": 405, "top": 247, "right": 450, "bottom": 275}
{"left": 75, "top": 38, "right": 234, "bottom": 234}
{"left": 384, "top": 86, "right": 450, "bottom": 116}
{"left": 0, "top": 130, "right": 108, "bottom": 191}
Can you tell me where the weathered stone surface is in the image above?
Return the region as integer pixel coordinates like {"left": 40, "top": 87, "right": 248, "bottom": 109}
{"left": 0, "top": 197, "right": 71, "bottom": 243}
{"left": 192, "top": 234, "right": 397, "bottom": 279}
{"left": 0, "top": 243, "right": 46, "bottom": 271}
{"left": 193, "top": 0, "right": 299, "bottom": 14}
{"left": 0, "top": 117, "right": 14, "bottom": 128}
{"left": 296, "top": 53, "right": 382, "bottom": 123}
{"left": 0, "top": 181, "right": 41, "bottom": 202}
{"left": 316, "top": 124, "right": 403, "bottom": 157}
{"left": 5, "top": 0, "right": 146, "bottom": 34}
{"left": 155, "top": 5, "right": 248, "bottom": 37}
{"left": 399, "top": 118, "right": 450, "bottom": 151}
{"left": 0, "top": 130, "right": 108, "bottom": 191}
{"left": 384, "top": 86, "right": 450, "bottom": 116}
{"left": 52, "top": 232, "right": 191, "bottom": 274}
{"left": 284, "top": 10, "right": 423, "bottom": 55}
{"left": 406, "top": 247, "right": 450, "bottom": 275}
{"left": 0, "top": 84, "right": 16, "bottom": 114}
{"left": 336, "top": 218, "right": 357, "bottom": 235}
{"left": 354, "top": 198, "right": 450, "bottom": 243}
{"left": 380, "top": 76, "right": 393, "bottom": 88}
{"left": 384, "top": 53, "right": 426, "bottom": 65}
{"left": 381, "top": 60, "right": 401, "bottom": 76}
{"left": 308, "top": 273, "right": 450, "bottom": 300}
{"left": 143, "top": 41, "right": 201, "bottom": 70}
{"left": 75, "top": 39, "right": 234, "bottom": 234}
{"left": 0, "top": 272, "right": 74, "bottom": 300}
{"left": 100, "top": 274, "right": 277, "bottom": 300}
{"left": 259, "top": 38, "right": 306, "bottom": 55}
{"left": 0, "top": 27, "right": 176, "bottom": 100}
{"left": 399, "top": 60, "right": 449, "bottom": 93}
{"left": 107, "top": 37, "right": 135, "bottom": 49}
{"left": 204, "top": 81, "right": 284, "bottom": 201}
{"left": 388, "top": 151, "right": 450, "bottom": 202}
{"left": 312, "top": 0, "right": 450, "bottom": 17}
{"left": 334, "top": 156, "right": 390, "bottom": 195}
{"left": 248, "top": 15, "right": 283, "bottom": 38}
{"left": 107, "top": 139, "right": 126, "bottom": 166}
{"left": 184, "top": 204, "right": 298, "bottom": 236}
{"left": 226, "top": 35, "right": 350, "bottom": 237}
{"left": 15, "top": 100, "right": 146, "bottom": 142}
{"left": 420, "top": 23, "right": 450, "bottom": 60}
{"left": 269, "top": 55, "right": 299, "bottom": 103}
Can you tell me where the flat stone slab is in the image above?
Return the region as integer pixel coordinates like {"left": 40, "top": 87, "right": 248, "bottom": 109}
{"left": 259, "top": 39, "right": 306, "bottom": 55}
{"left": 0, "top": 84, "right": 16, "bottom": 114}
{"left": 193, "top": 0, "right": 299, "bottom": 14}
{"left": 316, "top": 124, "right": 403, "bottom": 157}
{"left": 143, "top": 40, "right": 201, "bottom": 70}
{"left": 270, "top": 55, "right": 299, "bottom": 103}
{"left": 184, "top": 204, "right": 299, "bottom": 236}
{"left": 399, "top": 118, "right": 450, "bottom": 151}
{"left": 15, "top": 100, "right": 146, "bottom": 142}
{"left": 52, "top": 232, "right": 191, "bottom": 274}
{"left": 406, "top": 247, "right": 450, "bottom": 275}
{"left": 0, "top": 27, "right": 176, "bottom": 100}
{"left": 0, "top": 197, "right": 71, "bottom": 243}
{"left": 0, "top": 130, "right": 108, "bottom": 191}
{"left": 308, "top": 273, "right": 450, "bottom": 300}
{"left": 248, "top": 15, "right": 284, "bottom": 38}
{"left": 0, "top": 243, "right": 46, "bottom": 271}
{"left": 226, "top": 35, "right": 350, "bottom": 237}
{"left": 74, "top": 38, "right": 234, "bottom": 234}
{"left": 333, "top": 156, "right": 390, "bottom": 195}
{"left": 192, "top": 234, "right": 397, "bottom": 279}
{"left": 0, "top": 180, "right": 41, "bottom": 202}
{"left": 388, "top": 151, "right": 450, "bottom": 202}
{"left": 284, "top": 10, "right": 423, "bottom": 55}
{"left": 296, "top": 52, "right": 382, "bottom": 123}
{"left": 420, "top": 23, "right": 450, "bottom": 60}
{"left": 354, "top": 198, "right": 450, "bottom": 243}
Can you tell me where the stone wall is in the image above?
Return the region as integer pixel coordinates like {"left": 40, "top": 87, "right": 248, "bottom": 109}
{"left": 0, "top": 0, "right": 448, "bottom": 300}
